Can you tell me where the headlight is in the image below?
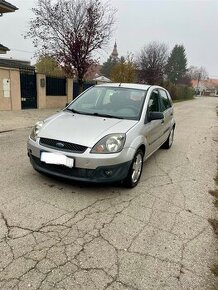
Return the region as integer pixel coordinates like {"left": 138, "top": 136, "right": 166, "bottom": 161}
{"left": 91, "top": 134, "right": 126, "bottom": 154}
{"left": 30, "top": 121, "right": 44, "bottom": 141}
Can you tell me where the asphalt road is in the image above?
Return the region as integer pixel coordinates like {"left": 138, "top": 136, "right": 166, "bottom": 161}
{"left": 0, "top": 97, "right": 217, "bottom": 290}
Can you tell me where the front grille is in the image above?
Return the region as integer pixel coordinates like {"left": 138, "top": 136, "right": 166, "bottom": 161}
{"left": 39, "top": 137, "right": 87, "bottom": 153}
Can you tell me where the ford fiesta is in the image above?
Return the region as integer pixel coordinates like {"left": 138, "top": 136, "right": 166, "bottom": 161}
{"left": 27, "top": 83, "right": 175, "bottom": 187}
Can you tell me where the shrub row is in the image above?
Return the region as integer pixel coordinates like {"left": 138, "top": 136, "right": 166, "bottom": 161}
{"left": 161, "top": 81, "right": 195, "bottom": 101}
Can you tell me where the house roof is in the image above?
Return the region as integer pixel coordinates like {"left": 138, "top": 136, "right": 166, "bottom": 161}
{"left": 0, "top": 58, "right": 35, "bottom": 71}
{"left": 191, "top": 78, "right": 218, "bottom": 91}
{"left": 84, "top": 63, "right": 101, "bottom": 81}
{"left": 93, "top": 75, "right": 111, "bottom": 82}
{"left": 0, "top": 0, "right": 18, "bottom": 13}
{"left": 209, "top": 79, "right": 218, "bottom": 86}
{"left": 0, "top": 43, "right": 9, "bottom": 54}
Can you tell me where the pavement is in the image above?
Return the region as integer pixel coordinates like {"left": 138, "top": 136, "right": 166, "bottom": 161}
{"left": 0, "top": 108, "right": 60, "bottom": 132}
{"left": 0, "top": 97, "right": 218, "bottom": 290}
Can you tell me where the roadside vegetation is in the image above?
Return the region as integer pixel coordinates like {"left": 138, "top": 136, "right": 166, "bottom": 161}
{"left": 208, "top": 108, "right": 218, "bottom": 278}
{"left": 101, "top": 42, "right": 197, "bottom": 101}
{"left": 161, "top": 81, "right": 195, "bottom": 102}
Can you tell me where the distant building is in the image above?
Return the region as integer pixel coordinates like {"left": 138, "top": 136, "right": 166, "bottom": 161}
{"left": 93, "top": 75, "right": 111, "bottom": 84}
{"left": 0, "top": 0, "right": 17, "bottom": 14}
{"left": 0, "top": 43, "right": 9, "bottom": 54}
{"left": 84, "top": 63, "right": 101, "bottom": 81}
{"left": 0, "top": 58, "right": 35, "bottom": 71}
{"left": 0, "top": 0, "right": 18, "bottom": 54}
{"left": 85, "top": 42, "right": 119, "bottom": 81}
{"left": 111, "top": 41, "right": 119, "bottom": 61}
{"left": 191, "top": 79, "right": 218, "bottom": 96}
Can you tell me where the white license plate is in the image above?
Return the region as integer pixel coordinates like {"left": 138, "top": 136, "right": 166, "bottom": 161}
{"left": 40, "top": 152, "right": 74, "bottom": 168}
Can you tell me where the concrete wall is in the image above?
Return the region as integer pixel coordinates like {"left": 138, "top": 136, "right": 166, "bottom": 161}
{"left": 0, "top": 67, "right": 21, "bottom": 111}
{"left": 36, "top": 74, "right": 73, "bottom": 109}
{"left": 46, "top": 95, "right": 68, "bottom": 108}
{"left": 36, "top": 74, "right": 46, "bottom": 109}
{"left": 0, "top": 69, "right": 73, "bottom": 111}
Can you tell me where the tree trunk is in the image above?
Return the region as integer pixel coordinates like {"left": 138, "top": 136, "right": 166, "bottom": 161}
{"left": 78, "top": 78, "right": 84, "bottom": 95}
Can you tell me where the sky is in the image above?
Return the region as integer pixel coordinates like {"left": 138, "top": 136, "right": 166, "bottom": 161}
{"left": 0, "top": 0, "right": 218, "bottom": 78}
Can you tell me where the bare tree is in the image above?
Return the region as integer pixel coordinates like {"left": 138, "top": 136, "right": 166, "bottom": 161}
{"left": 137, "top": 42, "right": 168, "bottom": 85}
{"left": 27, "top": 0, "right": 116, "bottom": 91}
{"left": 188, "top": 66, "right": 209, "bottom": 81}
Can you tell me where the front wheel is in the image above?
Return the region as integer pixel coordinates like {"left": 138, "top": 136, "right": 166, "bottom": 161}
{"left": 123, "top": 149, "right": 144, "bottom": 188}
{"left": 161, "top": 128, "right": 174, "bottom": 149}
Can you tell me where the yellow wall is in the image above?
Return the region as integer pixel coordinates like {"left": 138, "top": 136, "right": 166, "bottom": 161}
{"left": 37, "top": 74, "right": 73, "bottom": 109}
{"left": 36, "top": 74, "right": 46, "bottom": 109}
{"left": 0, "top": 67, "right": 21, "bottom": 110}
{"left": 0, "top": 69, "right": 73, "bottom": 111}
{"left": 46, "top": 95, "right": 68, "bottom": 109}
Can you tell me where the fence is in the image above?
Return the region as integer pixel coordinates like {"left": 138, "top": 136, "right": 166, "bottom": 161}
{"left": 73, "top": 80, "right": 96, "bottom": 99}
{"left": 0, "top": 66, "right": 97, "bottom": 110}
{"left": 46, "top": 76, "right": 66, "bottom": 96}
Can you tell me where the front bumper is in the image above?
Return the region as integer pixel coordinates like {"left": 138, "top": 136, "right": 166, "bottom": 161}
{"left": 29, "top": 153, "right": 131, "bottom": 183}
{"left": 27, "top": 138, "right": 134, "bottom": 183}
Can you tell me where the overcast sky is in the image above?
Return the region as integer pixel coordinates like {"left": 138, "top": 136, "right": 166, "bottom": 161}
{"left": 1, "top": 0, "right": 218, "bottom": 77}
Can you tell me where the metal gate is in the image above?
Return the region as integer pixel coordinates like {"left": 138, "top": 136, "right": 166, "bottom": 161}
{"left": 73, "top": 81, "right": 96, "bottom": 99}
{"left": 20, "top": 69, "right": 37, "bottom": 109}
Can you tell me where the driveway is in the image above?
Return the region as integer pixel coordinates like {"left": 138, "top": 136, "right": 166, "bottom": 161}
{"left": 0, "top": 97, "right": 217, "bottom": 290}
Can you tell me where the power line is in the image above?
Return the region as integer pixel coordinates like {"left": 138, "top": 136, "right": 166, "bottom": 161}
{"left": 10, "top": 48, "right": 34, "bottom": 54}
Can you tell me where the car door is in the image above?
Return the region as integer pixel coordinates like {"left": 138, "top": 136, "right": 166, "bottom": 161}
{"left": 144, "top": 89, "right": 165, "bottom": 156}
{"left": 158, "top": 88, "right": 173, "bottom": 141}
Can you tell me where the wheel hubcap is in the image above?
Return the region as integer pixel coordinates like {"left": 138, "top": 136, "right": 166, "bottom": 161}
{"left": 131, "top": 153, "right": 143, "bottom": 183}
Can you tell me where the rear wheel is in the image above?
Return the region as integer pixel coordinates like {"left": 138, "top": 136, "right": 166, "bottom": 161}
{"left": 124, "top": 149, "right": 144, "bottom": 188}
{"left": 161, "top": 128, "right": 174, "bottom": 149}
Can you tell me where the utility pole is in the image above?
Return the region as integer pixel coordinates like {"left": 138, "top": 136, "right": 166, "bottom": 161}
{"left": 196, "top": 72, "right": 201, "bottom": 96}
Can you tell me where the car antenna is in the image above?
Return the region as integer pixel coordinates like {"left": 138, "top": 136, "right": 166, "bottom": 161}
{"left": 119, "top": 83, "right": 121, "bottom": 87}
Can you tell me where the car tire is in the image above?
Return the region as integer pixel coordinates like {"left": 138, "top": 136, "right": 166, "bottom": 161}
{"left": 161, "top": 128, "right": 174, "bottom": 149}
{"left": 124, "top": 149, "right": 144, "bottom": 188}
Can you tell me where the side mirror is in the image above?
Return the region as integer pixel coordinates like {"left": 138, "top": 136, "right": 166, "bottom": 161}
{"left": 147, "top": 112, "right": 164, "bottom": 122}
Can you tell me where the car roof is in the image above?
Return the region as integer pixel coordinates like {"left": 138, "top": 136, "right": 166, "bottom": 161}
{"left": 95, "top": 83, "right": 151, "bottom": 91}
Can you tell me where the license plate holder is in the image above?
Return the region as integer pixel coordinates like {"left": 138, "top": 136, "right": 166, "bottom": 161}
{"left": 40, "top": 152, "right": 74, "bottom": 168}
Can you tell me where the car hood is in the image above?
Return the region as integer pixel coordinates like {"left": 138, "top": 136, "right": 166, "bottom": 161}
{"left": 39, "top": 111, "right": 138, "bottom": 147}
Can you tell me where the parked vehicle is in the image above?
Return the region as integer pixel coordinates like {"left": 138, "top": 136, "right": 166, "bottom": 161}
{"left": 27, "top": 83, "right": 175, "bottom": 187}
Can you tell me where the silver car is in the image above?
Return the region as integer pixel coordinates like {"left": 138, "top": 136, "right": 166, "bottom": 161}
{"left": 27, "top": 83, "right": 175, "bottom": 187}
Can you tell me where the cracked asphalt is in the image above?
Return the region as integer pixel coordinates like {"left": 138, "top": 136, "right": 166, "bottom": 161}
{"left": 0, "top": 97, "right": 217, "bottom": 290}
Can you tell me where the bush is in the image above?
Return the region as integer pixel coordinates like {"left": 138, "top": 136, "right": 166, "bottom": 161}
{"left": 161, "top": 81, "right": 195, "bottom": 101}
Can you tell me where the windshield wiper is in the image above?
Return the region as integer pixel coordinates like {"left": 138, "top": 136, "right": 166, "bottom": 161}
{"left": 66, "top": 109, "right": 123, "bottom": 119}
{"left": 91, "top": 112, "right": 124, "bottom": 119}
{"left": 65, "top": 108, "right": 83, "bottom": 114}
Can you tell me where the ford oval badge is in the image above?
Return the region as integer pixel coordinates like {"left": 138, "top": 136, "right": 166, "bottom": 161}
{"left": 56, "top": 142, "right": 64, "bottom": 148}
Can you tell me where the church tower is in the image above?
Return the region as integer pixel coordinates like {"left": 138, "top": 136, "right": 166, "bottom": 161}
{"left": 111, "top": 41, "right": 119, "bottom": 61}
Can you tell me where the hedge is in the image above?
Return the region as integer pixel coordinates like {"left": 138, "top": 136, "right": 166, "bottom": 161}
{"left": 161, "top": 81, "right": 195, "bottom": 101}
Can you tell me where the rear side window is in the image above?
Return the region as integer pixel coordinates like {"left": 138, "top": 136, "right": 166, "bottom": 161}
{"left": 159, "top": 89, "right": 172, "bottom": 111}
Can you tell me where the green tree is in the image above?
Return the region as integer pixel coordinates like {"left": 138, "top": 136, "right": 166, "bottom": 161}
{"left": 35, "top": 55, "right": 64, "bottom": 76}
{"left": 166, "top": 45, "right": 187, "bottom": 84}
{"left": 110, "top": 54, "right": 136, "bottom": 83}
{"left": 100, "top": 56, "right": 118, "bottom": 78}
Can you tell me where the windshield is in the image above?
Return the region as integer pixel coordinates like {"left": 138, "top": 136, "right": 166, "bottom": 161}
{"left": 66, "top": 86, "right": 147, "bottom": 120}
